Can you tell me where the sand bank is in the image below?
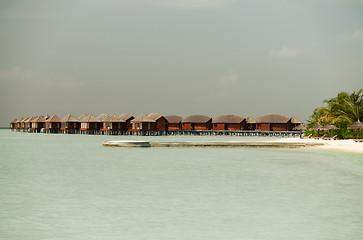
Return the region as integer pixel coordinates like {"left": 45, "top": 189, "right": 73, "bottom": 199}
{"left": 103, "top": 140, "right": 323, "bottom": 148}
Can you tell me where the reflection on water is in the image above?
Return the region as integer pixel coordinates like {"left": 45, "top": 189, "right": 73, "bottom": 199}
{"left": 1, "top": 130, "right": 363, "bottom": 240}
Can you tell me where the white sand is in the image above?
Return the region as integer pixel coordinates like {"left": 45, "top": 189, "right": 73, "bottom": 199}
{"left": 269, "top": 138, "right": 363, "bottom": 154}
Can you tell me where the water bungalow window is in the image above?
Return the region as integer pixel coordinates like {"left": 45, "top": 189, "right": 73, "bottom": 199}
{"left": 148, "top": 123, "right": 150, "bottom": 130}
{"left": 134, "top": 123, "right": 141, "bottom": 129}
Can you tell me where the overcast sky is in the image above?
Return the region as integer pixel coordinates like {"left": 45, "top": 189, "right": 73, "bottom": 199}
{"left": 1, "top": 0, "right": 362, "bottom": 126}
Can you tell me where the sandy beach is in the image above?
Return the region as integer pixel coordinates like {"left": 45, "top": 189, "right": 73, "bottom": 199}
{"left": 270, "top": 138, "right": 363, "bottom": 154}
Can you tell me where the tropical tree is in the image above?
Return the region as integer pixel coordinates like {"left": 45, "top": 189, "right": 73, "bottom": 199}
{"left": 307, "top": 89, "right": 363, "bottom": 139}
{"left": 330, "top": 90, "right": 363, "bottom": 125}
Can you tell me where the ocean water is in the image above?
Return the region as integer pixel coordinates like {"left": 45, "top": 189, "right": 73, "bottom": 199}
{"left": 1, "top": 130, "right": 363, "bottom": 240}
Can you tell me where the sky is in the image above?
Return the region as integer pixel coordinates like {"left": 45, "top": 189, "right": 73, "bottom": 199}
{"left": 0, "top": 0, "right": 362, "bottom": 126}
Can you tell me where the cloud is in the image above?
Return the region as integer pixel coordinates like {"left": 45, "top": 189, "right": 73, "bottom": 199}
{"left": 0, "top": 66, "right": 33, "bottom": 80}
{"left": 0, "top": 66, "right": 84, "bottom": 89}
{"left": 268, "top": 46, "right": 303, "bottom": 58}
{"left": 219, "top": 71, "right": 238, "bottom": 84}
{"left": 341, "top": 29, "right": 363, "bottom": 41}
{"left": 152, "top": 0, "right": 235, "bottom": 9}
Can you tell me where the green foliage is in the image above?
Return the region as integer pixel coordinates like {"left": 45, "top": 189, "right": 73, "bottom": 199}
{"left": 307, "top": 89, "right": 363, "bottom": 139}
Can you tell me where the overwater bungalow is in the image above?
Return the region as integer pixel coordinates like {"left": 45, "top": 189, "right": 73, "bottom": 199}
{"left": 212, "top": 115, "right": 247, "bottom": 131}
{"left": 148, "top": 112, "right": 168, "bottom": 131}
{"left": 181, "top": 115, "right": 212, "bottom": 130}
{"left": 22, "top": 117, "right": 30, "bottom": 131}
{"left": 131, "top": 114, "right": 157, "bottom": 132}
{"left": 119, "top": 112, "right": 134, "bottom": 132}
{"left": 165, "top": 115, "right": 183, "bottom": 130}
{"left": 31, "top": 116, "right": 46, "bottom": 133}
{"left": 12, "top": 118, "right": 18, "bottom": 131}
{"left": 101, "top": 115, "right": 126, "bottom": 134}
{"left": 245, "top": 116, "right": 256, "bottom": 130}
{"left": 10, "top": 119, "right": 17, "bottom": 131}
{"left": 14, "top": 118, "right": 23, "bottom": 131}
{"left": 80, "top": 115, "right": 102, "bottom": 134}
{"left": 45, "top": 115, "right": 62, "bottom": 133}
{"left": 24, "top": 117, "right": 36, "bottom": 132}
{"left": 20, "top": 117, "right": 29, "bottom": 131}
{"left": 97, "top": 113, "right": 109, "bottom": 121}
{"left": 18, "top": 117, "right": 26, "bottom": 131}
{"left": 60, "top": 114, "right": 80, "bottom": 134}
{"left": 119, "top": 113, "right": 134, "bottom": 131}
{"left": 256, "top": 114, "right": 292, "bottom": 131}
{"left": 14, "top": 118, "right": 21, "bottom": 131}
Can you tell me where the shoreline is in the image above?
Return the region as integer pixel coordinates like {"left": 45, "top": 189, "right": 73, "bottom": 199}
{"left": 268, "top": 138, "right": 363, "bottom": 154}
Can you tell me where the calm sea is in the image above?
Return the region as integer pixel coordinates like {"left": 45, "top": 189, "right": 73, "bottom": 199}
{"left": 1, "top": 130, "right": 363, "bottom": 240}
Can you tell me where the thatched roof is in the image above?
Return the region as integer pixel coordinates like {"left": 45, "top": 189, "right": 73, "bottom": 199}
{"left": 246, "top": 116, "right": 256, "bottom": 124}
{"left": 44, "top": 115, "right": 50, "bottom": 120}
{"left": 61, "top": 114, "right": 79, "bottom": 122}
{"left": 348, "top": 120, "right": 363, "bottom": 129}
{"left": 15, "top": 118, "right": 23, "bottom": 123}
{"left": 310, "top": 123, "right": 324, "bottom": 130}
{"left": 212, "top": 115, "right": 245, "bottom": 124}
{"left": 182, "top": 115, "right": 211, "bottom": 123}
{"left": 165, "top": 115, "right": 183, "bottom": 123}
{"left": 45, "top": 115, "right": 61, "bottom": 122}
{"left": 293, "top": 124, "right": 307, "bottom": 130}
{"left": 21, "top": 117, "right": 30, "bottom": 123}
{"left": 323, "top": 123, "right": 339, "bottom": 130}
{"left": 78, "top": 114, "right": 87, "bottom": 121}
{"left": 256, "top": 114, "right": 291, "bottom": 123}
{"left": 32, "top": 116, "right": 46, "bottom": 123}
{"left": 131, "top": 114, "right": 156, "bottom": 123}
{"left": 119, "top": 113, "right": 134, "bottom": 121}
{"left": 81, "top": 115, "right": 101, "bottom": 122}
{"left": 97, "top": 113, "right": 109, "bottom": 121}
{"left": 103, "top": 115, "right": 125, "bottom": 122}
{"left": 11, "top": 119, "right": 18, "bottom": 123}
{"left": 148, "top": 112, "right": 165, "bottom": 121}
{"left": 291, "top": 117, "right": 303, "bottom": 124}
{"left": 25, "top": 117, "right": 36, "bottom": 123}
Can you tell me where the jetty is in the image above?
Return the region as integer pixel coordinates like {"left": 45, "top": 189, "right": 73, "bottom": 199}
{"left": 103, "top": 140, "right": 323, "bottom": 148}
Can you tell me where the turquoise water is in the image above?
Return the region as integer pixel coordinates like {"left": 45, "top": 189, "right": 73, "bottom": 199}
{"left": 1, "top": 130, "right": 363, "bottom": 240}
